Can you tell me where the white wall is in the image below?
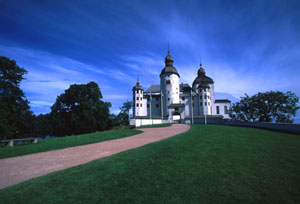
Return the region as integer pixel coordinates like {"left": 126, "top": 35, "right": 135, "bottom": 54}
{"left": 214, "top": 102, "right": 231, "bottom": 119}
{"left": 160, "top": 73, "right": 180, "bottom": 116}
{"left": 130, "top": 118, "right": 170, "bottom": 127}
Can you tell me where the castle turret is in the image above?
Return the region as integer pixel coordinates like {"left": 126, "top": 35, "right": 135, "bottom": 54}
{"left": 160, "top": 50, "right": 180, "bottom": 117}
{"left": 132, "top": 80, "right": 145, "bottom": 117}
{"left": 192, "top": 63, "right": 215, "bottom": 115}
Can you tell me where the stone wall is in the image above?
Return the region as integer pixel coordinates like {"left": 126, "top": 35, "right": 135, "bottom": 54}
{"left": 225, "top": 121, "right": 300, "bottom": 135}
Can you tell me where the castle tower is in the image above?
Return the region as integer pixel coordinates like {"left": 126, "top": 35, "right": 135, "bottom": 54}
{"left": 192, "top": 63, "right": 215, "bottom": 115}
{"left": 132, "top": 80, "right": 145, "bottom": 117}
{"left": 160, "top": 49, "right": 180, "bottom": 117}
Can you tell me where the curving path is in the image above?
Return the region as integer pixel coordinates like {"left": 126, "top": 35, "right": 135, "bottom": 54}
{"left": 0, "top": 124, "right": 189, "bottom": 189}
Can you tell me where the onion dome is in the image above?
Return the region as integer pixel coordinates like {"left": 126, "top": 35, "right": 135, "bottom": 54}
{"left": 132, "top": 81, "right": 143, "bottom": 91}
{"left": 192, "top": 63, "right": 214, "bottom": 88}
{"left": 160, "top": 50, "right": 180, "bottom": 77}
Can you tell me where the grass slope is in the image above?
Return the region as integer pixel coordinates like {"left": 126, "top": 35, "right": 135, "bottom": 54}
{"left": 0, "top": 129, "right": 142, "bottom": 159}
{"left": 1, "top": 125, "right": 300, "bottom": 204}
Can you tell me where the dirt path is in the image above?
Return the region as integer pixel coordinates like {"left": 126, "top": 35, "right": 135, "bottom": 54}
{"left": 0, "top": 124, "right": 189, "bottom": 189}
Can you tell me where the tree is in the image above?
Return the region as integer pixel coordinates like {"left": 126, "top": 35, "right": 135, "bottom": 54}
{"left": 117, "top": 100, "right": 132, "bottom": 125}
{"left": 0, "top": 56, "right": 33, "bottom": 139}
{"left": 230, "top": 91, "right": 300, "bottom": 123}
{"left": 50, "top": 82, "right": 111, "bottom": 136}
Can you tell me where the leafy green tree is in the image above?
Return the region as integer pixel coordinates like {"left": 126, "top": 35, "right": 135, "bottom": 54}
{"left": 0, "top": 56, "right": 33, "bottom": 139}
{"left": 33, "top": 113, "right": 52, "bottom": 137}
{"left": 50, "top": 82, "right": 111, "bottom": 136}
{"left": 230, "top": 91, "right": 299, "bottom": 123}
{"left": 117, "top": 100, "right": 132, "bottom": 125}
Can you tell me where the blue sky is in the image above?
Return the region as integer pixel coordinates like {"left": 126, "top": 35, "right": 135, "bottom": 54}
{"left": 1, "top": 0, "right": 300, "bottom": 121}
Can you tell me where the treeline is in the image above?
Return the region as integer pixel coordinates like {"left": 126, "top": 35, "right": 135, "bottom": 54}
{"left": 0, "top": 56, "right": 131, "bottom": 140}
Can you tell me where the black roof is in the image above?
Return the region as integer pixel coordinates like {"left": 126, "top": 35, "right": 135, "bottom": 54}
{"left": 132, "top": 81, "right": 143, "bottom": 91}
{"left": 144, "top": 85, "right": 160, "bottom": 93}
{"left": 180, "top": 83, "right": 192, "bottom": 92}
{"left": 160, "top": 51, "right": 180, "bottom": 77}
{"left": 192, "top": 64, "right": 214, "bottom": 88}
{"left": 215, "top": 99, "right": 231, "bottom": 103}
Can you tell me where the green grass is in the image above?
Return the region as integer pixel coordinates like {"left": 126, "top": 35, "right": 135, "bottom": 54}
{"left": 0, "top": 129, "right": 142, "bottom": 159}
{"left": 1, "top": 124, "right": 300, "bottom": 204}
{"left": 139, "top": 123, "right": 172, "bottom": 128}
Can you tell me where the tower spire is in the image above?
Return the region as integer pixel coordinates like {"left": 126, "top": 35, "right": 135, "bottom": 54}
{"left": 168, "top": 40, "right": 170, "bottom": 54}
{"left": 200, "top": 56, "right": 202, "bottom": 67}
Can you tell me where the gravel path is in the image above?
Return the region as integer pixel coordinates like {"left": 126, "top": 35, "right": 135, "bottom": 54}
{"left": 0, "top": 124, "right": 189, "bottom": 189}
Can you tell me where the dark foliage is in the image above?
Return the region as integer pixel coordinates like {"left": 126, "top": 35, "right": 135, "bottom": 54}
{"left": 230, "top": 91, "right": 300, "bottom": 123}
{"left": 50, "top": 82, "right": 111, "bottom": 136}
{"left": 0, "top": 56, "right": 34, "bottom": 139}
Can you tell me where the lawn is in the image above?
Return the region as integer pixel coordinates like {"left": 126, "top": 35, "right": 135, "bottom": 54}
{"left": 1, "top": 124, "right": 300, "bottom": 204}
{"left": 0, "top": 129, "right": 142, "bottom": 159}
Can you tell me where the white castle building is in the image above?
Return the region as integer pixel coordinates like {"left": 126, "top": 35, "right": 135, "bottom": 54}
{"left": 130, "top": 50, "right": 231, "bottom": 127}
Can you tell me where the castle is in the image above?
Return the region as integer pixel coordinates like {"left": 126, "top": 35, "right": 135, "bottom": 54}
{"left": 130, "top": 49, "right": 231, "bottom": 127}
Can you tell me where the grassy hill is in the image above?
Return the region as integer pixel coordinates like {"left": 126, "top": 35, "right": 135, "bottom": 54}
{"left": 1, "top": 124, "right": 300, "bottom": 203}
{"left": 0, "top": 129, "right": 142, "bottom": 159}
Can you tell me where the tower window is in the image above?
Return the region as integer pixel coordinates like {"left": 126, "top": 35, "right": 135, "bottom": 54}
{"left": 204, "top": 94, "right": 207, "bottom": 99}
{"left": 192, "top": 103, "right": 194, "bottom": 107}
{"left": 140, "top": 103, "right": 142, "bottom": 107}
{"left": 216, "top": 106, "right": 220, "bottom": 114}
{"left": 224, "top": 106, "right": 228, "bottom": 114}
{"left": 156, "top": 97, "right": 159, "bottom": 101}
{"left": 200, "top": 103, "right": 202, "bottom": 106}
{"left": 147, "top": 104, "right": 149, "bottom": 108}
{"left": 168, "top": 91, "right": 170, "bottom": 94}
{"left": 136, "top": 97, "right": 139, "bottom": 100}
{"left": 168, "top": 98, "right": 170, "bottom": 101}
{"left": 166, "top": 80, "right": 171, "bottom": 85}
{"left": 182, "top": 97, "right": 185, "bottom": 101}
{"left": 207, "top": 95, "right": 210, "bottom": 99}
{"left": 175, "top": 107, "right": 179, "bottom": 111}
{"left": 205, "top": 102, "right": 207, "bottom": 106}
{"left": 136, "top": 103, "right": 139, "bottom": 107}
{"left": 208, "top": 102, "right": 210, "bottom": 106}
{"left": 140, "top": 97, "right": 143, "bottom": 100}
{"left": 156, "top": 104, "right": 159, "bottom": 108}
{"left": 200, "top": 95, "right": 202, "bottom": 99}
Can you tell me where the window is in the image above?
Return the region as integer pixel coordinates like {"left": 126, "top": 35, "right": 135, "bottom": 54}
{"left": 147, "top": 104, "right": 149, "bottom": 108}
{"left": 205, "top": 102, "right": 207, "bottom": 106}
{"left": 156, "top": 104, "right": 159, "bottom": 108}
{"left": 166, "top": 80, "right": 171, "bottom": 85}
{"left": 175, "top": 107, "right": 179, "bottom": 111}
{"left": 207, "top": 95, "right": 210, "bottom": 99}
{"left": 204, "top": 94, "right": 207, "bottom": 99}
{"left": 168, "top": 98, "right": 170, "bottom": 101}
{"left": 136, "top": 103, "right": 139, "bottom": 107}
{"left": 216, "top": 106, "right": 220, "bottom": 114}
{"left": 200, "top": 103, "right": 202, "bottom": 106}
{"left": 182, "top": 97, "right": 185, "bottom": 100}
{"left": 200, "top": 95, "right": 202, "bottom": 99}
{"left": 224, "top": 106, "right": 228, "bottom": 114}
{"left": 136, "top": 97, "right": 139, "bottom": 100}
{"left": 168, "top": 91, "right": 170, "bottom": 94}
{"left": 208, "top": 102, "right": 210, "bottom": 106}
{"left": 140, "top": 97, "right": 143, "bottom": 100}
{"left": 192, "top": 103, "right": 194, "bottom": 107}
{"left": 140, "top": 103, "right": 142, "bottom": 107}
{"left": 156, "top": 97, "right": 159, "bottom": 101}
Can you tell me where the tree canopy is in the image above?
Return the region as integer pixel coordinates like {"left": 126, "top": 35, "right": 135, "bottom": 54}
{"left": 230, "top": 91, "right": 299, "bottom": 123}
{"left": 50, "top": 81, "right": 111, "bottom": 136}
{"left": 0, "top": 56, "right": 33, "bottom": 139}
